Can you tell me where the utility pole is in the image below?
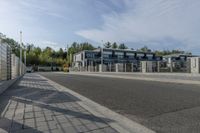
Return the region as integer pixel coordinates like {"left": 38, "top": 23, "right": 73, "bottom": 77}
{"left": 20, "top": 31, "right": 22, "bottom": 75}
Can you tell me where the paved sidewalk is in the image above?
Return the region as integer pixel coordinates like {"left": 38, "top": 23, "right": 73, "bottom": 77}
{"left": 0, "top": 73, "right": 118, "bottom": 133}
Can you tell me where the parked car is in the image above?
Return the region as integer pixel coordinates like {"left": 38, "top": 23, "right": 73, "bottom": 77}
{"left": 26, "top": 66, "right": 34, "bottom": 73}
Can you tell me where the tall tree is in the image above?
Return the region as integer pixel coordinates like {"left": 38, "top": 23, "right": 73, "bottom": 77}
{"left": 104, "top": 42, "right": 111, "bottom": 48}
{"left": 139, "top": 46, "right": 151, "bottom": 52}
{"left": 112, "top": 42, "right": 118, "bottom": 49}
{"left": 118, "top": 43, "right": 128, "bottom": 49}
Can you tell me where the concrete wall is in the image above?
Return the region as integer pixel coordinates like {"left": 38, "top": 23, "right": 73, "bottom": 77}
{"left": 99, "top": 64, "right": 107, "bottom": 72}
{"left": 191, "top": 57, "right": 200, "bottom": 74}
{"left": 11, "top": 54, "right": 20, "bottom": 79}
{"left": 0, "top": 43, "right": 8, "bottom": 80}
{"left": 0, "top": 42, "right": 26, "bottom": 95}
{"left": 141, "top": 61, "right": 153, "bottom": 73}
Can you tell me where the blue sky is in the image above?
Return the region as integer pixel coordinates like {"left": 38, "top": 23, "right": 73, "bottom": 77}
{"left": 0, "top": 0, "right": 200, "bottom": 55}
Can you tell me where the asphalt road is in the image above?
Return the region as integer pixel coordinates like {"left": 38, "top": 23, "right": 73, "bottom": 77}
{"left": 39, "top": 72, "right": 200, "bottom": 133}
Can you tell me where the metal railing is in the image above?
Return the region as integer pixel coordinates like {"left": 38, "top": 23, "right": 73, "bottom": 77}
{"left": 72, "top": 59, "right": 200, "bottom": 74}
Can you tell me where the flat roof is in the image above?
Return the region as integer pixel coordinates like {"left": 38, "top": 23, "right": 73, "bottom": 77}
{"left": 74, "top": 48, "right": 154, "bottom": 55}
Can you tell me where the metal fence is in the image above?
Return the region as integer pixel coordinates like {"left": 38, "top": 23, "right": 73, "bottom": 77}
{"left": 71, "top": 59, "right": 200, "bottom": 74}
{"left": 0, "top": 41, "right": 25, "bottom": 81}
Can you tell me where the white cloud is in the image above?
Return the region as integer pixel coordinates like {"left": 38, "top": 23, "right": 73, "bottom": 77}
{"left": 76, "top": 0, "right": 200, "bottom": 53}
{"left": 37, "top": 41, "right": 61, "bottom": 51}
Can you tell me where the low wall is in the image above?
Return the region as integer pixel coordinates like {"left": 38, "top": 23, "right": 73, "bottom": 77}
{"left": 0, "top": 76, "right": 22, "bottom": 95}
{"left": 38, "top": 66, "right": 62, "bottom": 71}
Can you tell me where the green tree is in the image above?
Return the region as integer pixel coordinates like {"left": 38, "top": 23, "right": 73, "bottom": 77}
{"left": 118, "top": 43, "right": 128, "bottom": 49}
{"left": 1, "top": 37, "right": 21, "bottom": 56}
{"left": 139, "top": 46, "right": 151, "bottom": 52}
{"left": 112, "top": 42, "right": 118, "bottom": 49}
{"left": 104, "top": 42, "right": 111, "bottom": 48}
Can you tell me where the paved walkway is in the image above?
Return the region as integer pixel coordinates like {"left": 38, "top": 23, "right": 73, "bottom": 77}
{"left": 0, "top": 73, "right": 118, "bottom": 133}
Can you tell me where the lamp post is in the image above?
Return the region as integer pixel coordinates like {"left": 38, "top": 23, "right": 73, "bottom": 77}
{"left": 20, "top": 31, "right": 22, "bottom": 75}
{"left": 24, "top": 45, "right": 27, "bottom": 73}
{"left": 101, "top": 40, "right": 104, "bottom": 72}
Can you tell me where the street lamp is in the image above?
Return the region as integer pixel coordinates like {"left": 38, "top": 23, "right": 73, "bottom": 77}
{"left": 101, "top": 40, "right": 104, "bottom": 72}
{"left": 20, "top": 31, "right": 22, "bottom": 75}
{"left": 24, "top": 44, "right": 27, "bottom": 73}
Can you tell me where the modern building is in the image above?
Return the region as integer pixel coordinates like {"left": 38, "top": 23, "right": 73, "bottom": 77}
{"left": 73, "top": 48, "right": 162, "bottom": 72}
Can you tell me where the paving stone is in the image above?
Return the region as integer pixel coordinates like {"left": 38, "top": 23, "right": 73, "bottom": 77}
{"left": 4, "top": 114, "right": 14, "bottom": 120}
{"left": 50, "top": 129, "right": 63, "bottom": 133}
{"left": 35, "top": 112, "right": 44, "bottom": 118}
{"left": 25, "top": 113, "right": 34, "bottom": 119}
{"left": 33, "top": 107, "right": 42, "bottom": 112}
{"left": 36, "top": 117, "right": 46, "bottom": 122}
{"left": 36, "top": 121, "right": 48, "bottom": 127}
{"left": 89, "top": 129, "right": 105, "bottom": 133}
{"left": 59, "top": 122, "right": 72, "bottom": 128}
{"left": 75, "top": 125, "right": 89, "bottom": 132}
{"left": 85, "top": 123, "right": 99, "bottom": 130}
{"left": 70, "top": 118, "right": 82, "bottom": 126}
{"left": 14, "top": 129, "right": 40, "bottom": 133}
{"left": 37, "top": 125, "right": 49, "bottom": 132}
{"left": 100, "top": 127, "right": 117, "bottom": 133}
{"left": 62, "top": 126, "right": 77, "bottom": 133}
{"left": 79, "top": 118, "right": 93, "bottom": 125}
{"left": 15, "top": 109, "right": 24, "bottom": 115}
{"left": 94, "top": 122, "right": 108, "bottom": 128}
{"left": 46, "top": 121, "right": 58, "bottom": 130}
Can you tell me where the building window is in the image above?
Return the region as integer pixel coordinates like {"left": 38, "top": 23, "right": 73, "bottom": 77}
{"left": 117, "top": 55, "right": 124, "bottom": 59}
{"left": 103, "top": 54, "right": 110, "bottom": 58}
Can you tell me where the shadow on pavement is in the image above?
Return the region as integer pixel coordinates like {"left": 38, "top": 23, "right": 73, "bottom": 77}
{"left": 13, "top": 96, "right": 113, "bottom": 123}
{"left": 0, "top": 118, "right": 42, "bottom": 133}
{"left": 1, "top": 74, "right": 80, "bottom": 104}
{"left": 0, "top": 73, "right": 114, "bottom": 132}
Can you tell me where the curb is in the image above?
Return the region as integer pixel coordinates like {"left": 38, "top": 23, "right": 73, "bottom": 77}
{"left": 38, "top": 74, "right": 155, "bottom": 133}
{"left": 68, "top": 72, "right": 200, "bottom": 86}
